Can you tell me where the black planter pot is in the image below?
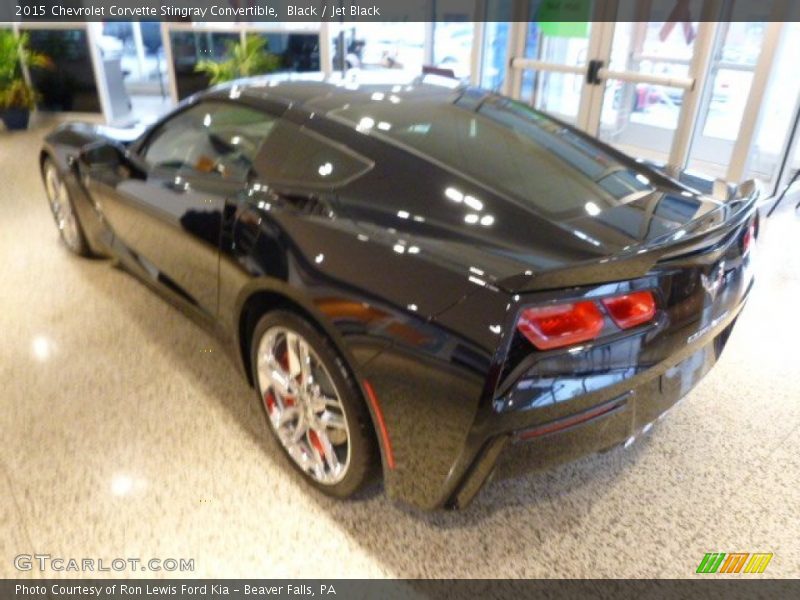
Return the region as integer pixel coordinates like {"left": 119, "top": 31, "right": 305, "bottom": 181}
{"left": 0, "top": 108, "right": 31, "bottom": 131}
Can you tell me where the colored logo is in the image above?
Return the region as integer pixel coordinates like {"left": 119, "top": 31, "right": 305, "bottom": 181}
{"left": 696, "top": 552, "right": 773, "bottom": 574}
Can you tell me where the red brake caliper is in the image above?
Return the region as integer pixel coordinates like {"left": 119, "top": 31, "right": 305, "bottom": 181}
{"left": 265, "top": 390, "right": 294, "bottom": 411}
{"left": 264, "top": 391, "right": 277, "bottom": 413}
{"left": 308, "top": 429, "right": 325, "bottom": 458}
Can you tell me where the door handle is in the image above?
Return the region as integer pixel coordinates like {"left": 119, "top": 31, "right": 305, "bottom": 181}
{"left": 586, "top": 59, "right": 604, "bottom": 85}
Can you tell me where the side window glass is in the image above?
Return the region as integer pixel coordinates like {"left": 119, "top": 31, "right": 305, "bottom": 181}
{"left": 143, "top": 103, "right": 277, "bottom": 181}
{"left": 255, "top": 122, "right": 372, "bottom": 187}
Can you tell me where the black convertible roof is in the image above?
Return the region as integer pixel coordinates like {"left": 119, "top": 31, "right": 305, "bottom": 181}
{"left": 203, "top": 76, "right": 684, "bottom": 224}
{"left": 210, "top": 75, "right": 486, "bottom": 115}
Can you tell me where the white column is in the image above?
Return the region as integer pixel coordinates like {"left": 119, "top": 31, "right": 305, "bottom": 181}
{"left": 424, "top": 22, "right": 435, "bottom": 66}
{"left": 469, "top": 21, "right": 485, "bottom": 86}
{"left": 579, "top": 20, "right": 616, "bottom": 135}
{"left": 132, "top": 23, "right": 147, "bottom": 81}
{"left": 319, "top": 21, "right": 332, "bottom": 78}
{"left": 667, "top": 19, "right": 719, "bottom": 170}
{"left": 726, "top": 20, "right": 786, "bottom": 183}
{"left": 502, "top": 21, "right": 527, "bottom": 98}
{"left": 85, "top": 23, "right": 112, "bottom": 124}
{"left": 160, "top": 23, "right": 179, "bottom": 105}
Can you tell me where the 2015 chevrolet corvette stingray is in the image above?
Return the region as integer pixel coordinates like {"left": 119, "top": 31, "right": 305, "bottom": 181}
{"left": 40, "top": 78, "right": 758, "bottom": 509}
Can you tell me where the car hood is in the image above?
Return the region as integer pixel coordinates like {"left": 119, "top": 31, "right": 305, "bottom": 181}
{"left": 45, "top": 122, "right": 145, "bottom": 151}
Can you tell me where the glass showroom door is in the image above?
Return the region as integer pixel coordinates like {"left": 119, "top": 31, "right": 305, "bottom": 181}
{"left": 515, "top": 21, "right": 595, "bottom": 126}
{"left": 588, "top": 19, "right": 700, "bottom": 165}
{"left": 329, "top": 17, "right": 427, "bottom": 84}
{"left": 509, "top": 16, "right": 702, "bottom": 162}
{"left": 684, "top": 22, "right": 767, "bottom": 180}
{"left": 744, "top": 21, "right": 800, "bottom": 194}
{"left": 508, "top": 0, "right": 798, "bottom": 190}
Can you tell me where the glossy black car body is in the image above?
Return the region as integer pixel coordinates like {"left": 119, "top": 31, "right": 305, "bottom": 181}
{"left": 41, "top": 78, "right": 758, "bottom": 509}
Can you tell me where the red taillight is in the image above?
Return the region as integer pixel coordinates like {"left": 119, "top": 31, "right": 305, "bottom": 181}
{"left": 517, "top": 290, "right": 658, "bottom": 351}
{"left": 742, "top": 222, "right": 755, "bottom": 255}
{"left": 601, "top": 290, "right": 656, "bottom": 330}
{"left": 517, "top": 301, "right": 604, "bottom": 350}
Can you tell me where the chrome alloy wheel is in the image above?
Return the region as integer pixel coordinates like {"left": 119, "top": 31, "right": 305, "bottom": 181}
{"left": 256, "top": 326, "right": 351, "bottom": 485}
{"left": 44, "top": 162, "right": 81, "bottom": 251}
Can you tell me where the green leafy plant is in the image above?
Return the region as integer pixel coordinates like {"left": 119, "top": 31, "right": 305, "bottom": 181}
{"left": 0, "top": 30, "right": 52, "bottom": 110}
{"left": 195, "top": 34, "right": 280, "bottom": 85}
{"left": 0, "top": 78, "right": 39, "bottom": 109}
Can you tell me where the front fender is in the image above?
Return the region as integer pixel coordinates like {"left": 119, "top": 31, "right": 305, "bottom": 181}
{"left": 41, "top": 136, "right": 113, "bottom": 257}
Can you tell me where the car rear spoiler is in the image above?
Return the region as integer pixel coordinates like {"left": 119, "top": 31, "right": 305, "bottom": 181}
{"left": 500, "top": 190, "right": 758, "bottom": 293}
{"left": 712, "top": 177, "right": 761, "bottom": 203}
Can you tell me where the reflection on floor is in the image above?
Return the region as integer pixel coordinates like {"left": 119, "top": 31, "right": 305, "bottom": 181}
{"left": 1, "top": 127, "right": 799, "bottom": 578}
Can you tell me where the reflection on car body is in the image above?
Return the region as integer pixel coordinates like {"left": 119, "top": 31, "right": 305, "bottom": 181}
{"left": 40, "top": 77, "right": 758, "bottom": 509}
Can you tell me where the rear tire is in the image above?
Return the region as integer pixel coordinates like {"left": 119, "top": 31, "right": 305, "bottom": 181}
{"left": 250, "top": 310, "right": 378, "bottom": 498}
{"left": 42, "top": 158, "right": 91, "bottom": 257}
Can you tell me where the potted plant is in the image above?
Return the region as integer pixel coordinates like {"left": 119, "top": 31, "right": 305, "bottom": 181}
{"left": 0, "top": 30, "right": 52, "bottom": 131}
{"left": 195, "top": 34, "right": 280, "bottom": 85}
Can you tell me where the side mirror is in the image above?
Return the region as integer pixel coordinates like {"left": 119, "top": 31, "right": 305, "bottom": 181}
{"left": 80, "top": 141, "right": 123, "bottom": 170}
{"left": 80, "top": 140, "right": 147, "bottom": 179}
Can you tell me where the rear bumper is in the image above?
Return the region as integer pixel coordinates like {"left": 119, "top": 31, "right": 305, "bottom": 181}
{"left": 363, "top": 207, "right": 756, "bottom": 511}
{"left": 448, "top": 291, "right": 746, "bottom": 508}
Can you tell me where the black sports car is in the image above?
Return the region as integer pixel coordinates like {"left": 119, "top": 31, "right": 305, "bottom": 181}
{"left": 40, "top": 78, "right": 758, "bottom": 509}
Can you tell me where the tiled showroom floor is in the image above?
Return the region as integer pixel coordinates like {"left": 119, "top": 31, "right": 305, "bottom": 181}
{"left": 1, "top": 126, "right": 798, "bottom": 578}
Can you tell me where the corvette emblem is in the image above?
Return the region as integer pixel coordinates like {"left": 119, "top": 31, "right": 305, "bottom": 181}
{"left": 701, "top": 260, "right": 726, "bottom": 302}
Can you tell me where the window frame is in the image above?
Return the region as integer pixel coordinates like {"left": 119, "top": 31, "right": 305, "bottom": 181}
{"left": 253, "top": 121, "right": 375, "bottom": 191}
{"left": 134, "top": 99, "right": 280, "bottom": 183}
{"left": 130, "top": 96, "right": 373, "bottom": 191}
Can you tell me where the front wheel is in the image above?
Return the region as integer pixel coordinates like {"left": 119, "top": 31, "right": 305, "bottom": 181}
{"left": 42, "top": 158, "right": 90, "bottom": 256}
{"left": 250, "top": 310, "right": 378, "bottom": 498}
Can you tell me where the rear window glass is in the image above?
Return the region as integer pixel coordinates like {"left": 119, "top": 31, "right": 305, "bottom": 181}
{"left": 255, "top": 122, "right": 372, "bottom": 188}
{"left": 329, "top": 92, "right": 657, "bottom": 216}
